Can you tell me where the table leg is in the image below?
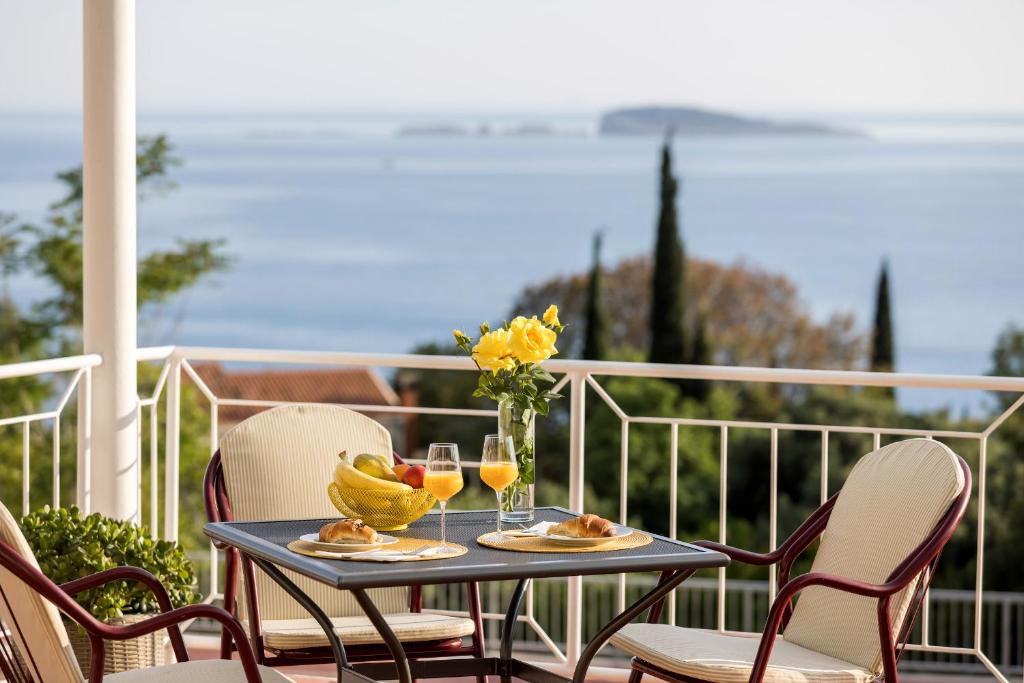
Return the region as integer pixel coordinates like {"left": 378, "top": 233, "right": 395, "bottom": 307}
{"left": 499, "top": 578, "right": 530, "bottom": 683}
{"left": 351, "top": 587, "right": 414, "bottom": 683}
{"left": 570, "top": 569, "right": 696, "bottom": 683}
{"left": 250, "top": 558, "right": 348, "bottom": 683}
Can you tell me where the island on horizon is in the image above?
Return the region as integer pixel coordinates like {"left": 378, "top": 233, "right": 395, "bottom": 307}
{"left": 599, "top": 105, "right": 860, "bottom": 137}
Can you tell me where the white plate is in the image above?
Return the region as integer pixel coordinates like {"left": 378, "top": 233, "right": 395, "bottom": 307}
{"left": 298, "top": 533, "right": 399, "bottom": 552}
{"left": 545, "top": 525, "right": 632, "bottom": 547}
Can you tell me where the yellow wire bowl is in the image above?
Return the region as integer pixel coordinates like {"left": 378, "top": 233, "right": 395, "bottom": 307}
{"left": 327, "top": 483, "right": 436, "bottom": 531}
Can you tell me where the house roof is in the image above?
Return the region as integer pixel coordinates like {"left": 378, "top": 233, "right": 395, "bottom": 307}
{"left": 192, "top": 363, "right": 400, "bottom": 424}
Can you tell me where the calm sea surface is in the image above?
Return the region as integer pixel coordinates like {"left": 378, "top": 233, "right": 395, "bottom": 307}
{"left": 1, "top": 111, "right": 1022, "bottom": 412}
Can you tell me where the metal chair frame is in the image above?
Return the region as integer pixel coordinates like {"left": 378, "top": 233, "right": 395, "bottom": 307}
{"left": 0, "top": 546, "right": 265, "bottom": 683}
{"left": 204, "top": 449, "right": 487, "bottom": 674}
{"left": 626, "top": 455, "right": 972, "bottom": 683}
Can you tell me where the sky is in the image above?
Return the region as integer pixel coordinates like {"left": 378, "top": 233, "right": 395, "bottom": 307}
{"left": 1, "top": 0, "right": 1023, "bottom": 114}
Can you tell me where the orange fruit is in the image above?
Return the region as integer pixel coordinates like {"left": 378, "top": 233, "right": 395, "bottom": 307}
{"left": 392, "top": 464, "right": 411, "bottom": 480}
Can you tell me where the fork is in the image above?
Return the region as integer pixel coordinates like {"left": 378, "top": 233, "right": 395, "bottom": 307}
{"left": 320, "top": 544, "right": 432, "bottom": 559}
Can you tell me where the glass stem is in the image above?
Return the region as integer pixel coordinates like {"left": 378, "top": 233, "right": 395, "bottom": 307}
{"left": 440, "top": 500, "right": 447, "bottom": 549}
{"left": 496, "top": 492, "right": 502, "bottom": 535}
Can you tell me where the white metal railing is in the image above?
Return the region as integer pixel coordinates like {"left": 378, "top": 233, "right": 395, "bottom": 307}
{"left": 0, "top": 354, "right": 100, "bottom": 516}
{"left": 3, "top": 345, "right": 1024, "bottom": 680}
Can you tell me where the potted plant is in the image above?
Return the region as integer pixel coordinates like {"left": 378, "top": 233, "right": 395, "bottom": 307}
{"left": 19, "top": 506, "right": 198, "bottom": 675}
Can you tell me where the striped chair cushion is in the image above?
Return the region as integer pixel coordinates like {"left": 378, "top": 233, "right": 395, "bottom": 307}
{"left": 0, "top": 501, "right": 84, "bottom": 683}
{"left": 610, "top": 624, "right": 874, "bottom": 683}
{"left": 219, "top": 404, "right": 410, "bottom": 625}
{"left": 256, "top": 612, "right": 477, "bottom": 649}
{"left": 783, "top": 439, "right": 965, "bottom": 673}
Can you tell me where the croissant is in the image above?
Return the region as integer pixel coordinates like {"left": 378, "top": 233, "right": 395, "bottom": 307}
{"left": 548, "top": 514, "right": 616, "bottom": 538}
{"left": 318, "top": 519, "right": 380, "bottom": 544}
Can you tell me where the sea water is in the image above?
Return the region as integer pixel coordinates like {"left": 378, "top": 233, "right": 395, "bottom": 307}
{"left": 1, "top": 111, "right": 1022, "bottom": 412}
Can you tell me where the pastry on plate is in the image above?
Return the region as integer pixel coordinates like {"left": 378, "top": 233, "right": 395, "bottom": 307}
{"left": 547, "top": 513, "right": 617, "bottom": 538}
{"left": 318, "top": 518, "right": 380, "bottom": 544}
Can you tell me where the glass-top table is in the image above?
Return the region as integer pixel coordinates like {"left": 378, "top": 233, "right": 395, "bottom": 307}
{"left": 205, "top": 506, "right": 729, "bottom": 683}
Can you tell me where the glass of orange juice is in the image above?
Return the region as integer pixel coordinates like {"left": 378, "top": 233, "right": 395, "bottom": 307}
{"left": 480, "top": 434, "right": 517, "bottom": 536}
{"left": 424, "top": 443, "right": 464, "bottom": 553}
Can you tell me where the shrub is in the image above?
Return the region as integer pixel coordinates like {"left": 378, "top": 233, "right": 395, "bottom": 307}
{"left": 19, "top": 506, "right": 198, "bottom": 621}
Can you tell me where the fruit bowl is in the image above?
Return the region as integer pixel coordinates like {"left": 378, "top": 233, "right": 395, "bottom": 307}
{"left": 327, "top": 483, "right": 436, "bottom": 531}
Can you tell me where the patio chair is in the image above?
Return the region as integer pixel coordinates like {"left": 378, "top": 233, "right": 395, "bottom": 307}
{"left": 0, "top": 500, "right": 291, "bottom": 683}
{"left": 609, "top": 438, "right": 971, "bottom": 683}
{"left": 204, "top": 403, "right": 485, "bottom": 674}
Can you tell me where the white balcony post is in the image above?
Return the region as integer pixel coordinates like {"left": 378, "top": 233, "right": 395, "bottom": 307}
{"left": 565, "top": 371, "right": 586, "bottom": 667}
{"left": 163, "top": 358, "right": 181, "bottom": 541}
{"left": 82, "top": 0, "right": 139, "bottom": 521}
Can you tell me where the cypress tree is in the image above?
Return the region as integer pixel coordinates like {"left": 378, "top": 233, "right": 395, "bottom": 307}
{"left": 582, "top": 230, "right": 609, "bottom": 361}
{"left": 649, "top": 135, "right": 687, "bottom": 370}
{"left": 683, "top": 314, "right": 712, "bottom": 401}
{"left": 870, "top": 259, "right": 895, "bottom": 373}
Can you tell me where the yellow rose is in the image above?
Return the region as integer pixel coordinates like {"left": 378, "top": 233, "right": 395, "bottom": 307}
{"left": 509, "top": 316, "right": 558, "bottom": 364}
{"left": 543, "top": 305, "right": 560, "bottom": 327}
{"left": 472, "top": 329, "right": 515, "bottom": 373}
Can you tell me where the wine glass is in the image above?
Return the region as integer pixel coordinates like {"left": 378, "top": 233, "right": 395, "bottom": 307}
{"left": 480, "top": 434, "right": 517, "bottom": 536}
{"left": 424, "top": 443, "right": 464, "bottom": 553}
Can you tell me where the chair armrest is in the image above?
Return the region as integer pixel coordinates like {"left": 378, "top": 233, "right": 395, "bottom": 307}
{"left": 693, "top": 540, "right": 781, "bottom": 566}
{"left": 61, "top": 566, "right": 189, "bottom": 663}
{"left": 61, "top": 566, "right": 174, "bottom": 611}
{"left": 743, "top": 572, "right": 898, "bottom": 683}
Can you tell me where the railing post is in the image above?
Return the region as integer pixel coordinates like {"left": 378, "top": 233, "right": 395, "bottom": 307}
{"left": 76, "top": 366, "right": 93, "bottom": 513}
{"left": 82, "top": 0, "right": 139, "bottom": 522}
{"left": 565, "top": 371, "right": 586, "bottom": 667}
{"left": 163, "top": 358, "right": 181, "bottom": 541}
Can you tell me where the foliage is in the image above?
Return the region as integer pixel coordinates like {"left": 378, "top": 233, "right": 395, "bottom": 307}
{"left": 980, "top": 324, "right": 1024, "bottom": 591}
{"left": 649, "top": 139, "right": 687, "bottom": 369}
{"left": 513, "top": 255, "right": 864, "bottom": 369}
{"left": 19, "top": 506, "right": 198, "bottom": 621}
{"left": 582, "top": 231, "right": 609, "bottom": 361}
{"left": 0, "top": 135, "right": 227, "bottom": 555}
{"left": 870, "top": 259, "right": 895, "bottom": 373}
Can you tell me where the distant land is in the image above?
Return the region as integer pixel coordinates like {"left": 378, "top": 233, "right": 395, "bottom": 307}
{"left": 599, "top": 106, "right": 860, "bottom": 137}
{"left": 392, "top": 106, "right": 859, "bottom": 138}
{"left": 396, "top": 122, "right": 587, "bottom": 137}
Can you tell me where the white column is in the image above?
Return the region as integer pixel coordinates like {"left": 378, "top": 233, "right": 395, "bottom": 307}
{"left": 82, "top": 0, "right": 139, "bottom": 521}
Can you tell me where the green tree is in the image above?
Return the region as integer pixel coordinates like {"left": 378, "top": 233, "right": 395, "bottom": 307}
{"left": 870, "top": 259, "right": 895, "bottom": 373}
{"left": 681, "top": 314, "right": 712, "bottom": 400}
{"left": 649, "top": 137, "right": 687, "bottom": 372}
{"left": 21, "top": 135, "right": 229, "bottom": 340}
{"left": 982, "top": 325, "right": 1024, "bottom": 591}
{"left": 0, "top": 136, "right": 229, "bottom": 550}
{"left": 581, "top": 231, "right": 609, "bottom": 361}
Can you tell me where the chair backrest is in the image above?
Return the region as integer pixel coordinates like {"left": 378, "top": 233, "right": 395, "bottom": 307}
{"left": 218, "top": 403, "right": 409, "bottom": 621}
{"left": 0, "top": 501, "right": 84, "bottom": 683}
{"left": 783, "top": 438, "right": 967, "bottom": 673}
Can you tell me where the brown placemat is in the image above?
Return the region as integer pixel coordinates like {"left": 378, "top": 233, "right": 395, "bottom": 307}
{"left": 286, "top": 537, "right": 468, "bottom": 561}
{"left": 476, "top": 530, "right": 653, "bottom": 553}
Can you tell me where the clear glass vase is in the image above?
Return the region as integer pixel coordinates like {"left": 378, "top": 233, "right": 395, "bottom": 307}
{"left": 498, "top": 398, "right": 535, "bottom": 523}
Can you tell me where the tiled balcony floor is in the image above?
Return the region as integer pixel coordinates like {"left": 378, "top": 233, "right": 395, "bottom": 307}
{"left": 185, "top": 640, "right": 996, "bottom": 682}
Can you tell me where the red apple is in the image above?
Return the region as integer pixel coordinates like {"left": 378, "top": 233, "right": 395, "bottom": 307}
{"left": 402, "top": 465, "right": 426, "bottom": 489}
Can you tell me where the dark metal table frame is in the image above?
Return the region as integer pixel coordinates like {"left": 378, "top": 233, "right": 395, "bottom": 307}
{"left": 204, "top": 507, "right": 729, "bottom": 683}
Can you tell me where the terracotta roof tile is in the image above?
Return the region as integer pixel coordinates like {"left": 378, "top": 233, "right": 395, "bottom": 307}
{"left": 191, "top": 364, "right": 399, "bottom": 424}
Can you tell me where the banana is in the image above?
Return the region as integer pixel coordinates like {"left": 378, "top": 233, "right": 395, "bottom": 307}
{"left": 353, "top": 453, "right": 400, "bottom": 482}
{"left": 334, "top": 461, "right": 412, "bottom": 492}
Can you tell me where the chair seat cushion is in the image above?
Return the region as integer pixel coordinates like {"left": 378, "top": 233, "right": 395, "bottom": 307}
{"left": 610, "top": 624, "right": 875, "bottom": 683}
{"left": 106, "top": 659, "right": 295, "bottom": 682}
{"left": 256, "top": 612, "right": 477, "bottom": 649}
